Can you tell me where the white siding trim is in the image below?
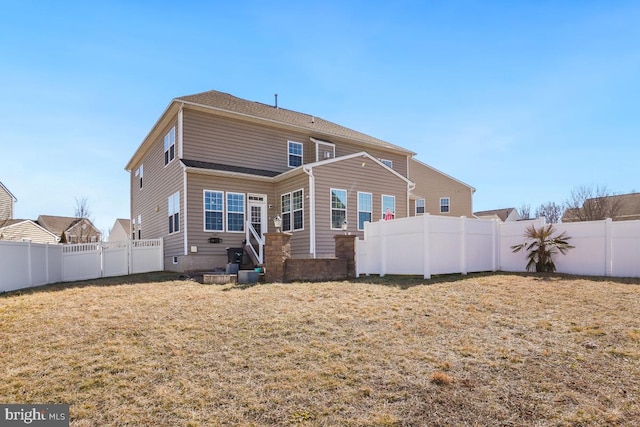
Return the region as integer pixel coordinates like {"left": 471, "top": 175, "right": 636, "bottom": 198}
{"left": 178, "top": 105, "right": 184, "bottom": 159}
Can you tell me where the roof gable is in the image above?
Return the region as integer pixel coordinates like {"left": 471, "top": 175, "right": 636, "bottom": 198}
{"left": 37, "top": 215, "right": 101, "bottom": 236}
{"left": 176, "top": 90, "right": 414, "bottom": 155}
{"left": 306, "top": 151, "right": 414, "bottom": 186}
{"left": 0, "top": 181, "right": 17, "bottom": 202}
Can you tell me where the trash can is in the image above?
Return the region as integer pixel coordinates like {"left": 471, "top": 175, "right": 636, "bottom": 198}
{"left": 226, "top": 247, "right": 243, "bottom": 264}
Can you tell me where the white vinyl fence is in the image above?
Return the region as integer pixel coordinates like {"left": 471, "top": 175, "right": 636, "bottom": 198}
{"left": 0, "top": 239, "right": 164, "bottom": 293}
{"left": 356, "top": 215, "right": 640, "bottom": 279}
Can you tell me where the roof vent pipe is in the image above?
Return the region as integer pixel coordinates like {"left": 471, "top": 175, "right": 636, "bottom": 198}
{"left": 274, "top": 93, "right": 278, "bottom": 109}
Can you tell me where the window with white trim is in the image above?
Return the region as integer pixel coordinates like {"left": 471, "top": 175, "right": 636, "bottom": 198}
{"left": 281, "top": 193, "right": 291, "bottom": 232}
{"left": 164, "top": 127, "right": 176, "bottom": 166}
{"left": 168, "top": 191, "right": 180, "bottom": 234}
{"left": 382, "top": 195, "right": 395, "bottom": 219}
{"left": 135, "top": 165, "right": 143, "bottom": 189}
{"left": 288, "top": 141, "right": 303, "bottom": 168}
{"left": 379, "top": 158, "right": 393, "bottom": 168}
{"left": 358, "top": 192, "right": 372, "bottom": 230}
{"left": 227, "top": 192, "right": 245, "bottom": 232}
{"left": 137, "top": 214, "right": 142, "bottom": 239}
{"left": 131, "top": 217, "right": 136, "bottom": 240}
{"left": 204, "top": 190, "right": 224, "bottom": 231}
{"left": 416, "top": 198, "right": 425, "bottom": 215}
{"left": 281, "top": 189, "right": 304, "bottom": 232}
{"left": 440, "top": 197, "right": 450, "bottom": 213}
{"left": 292, "top": 189, "right": 304, "bottom": 230}
{"left": 331, "top": 189, "right": 347, "bottom": 229}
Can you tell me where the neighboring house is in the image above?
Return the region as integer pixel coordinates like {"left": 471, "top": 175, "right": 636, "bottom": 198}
{"left": 109, "top": 218, "right": 131, "bottom": 242}
{"left": 474, "top": 207, "right": 521, "bottom": 222}
{"left": 563, "top": 192, "right": 640, "bottom": 222}
{"left": 126, "top": 89, "right": 474, "bottom": 272}
{"left": 408, "top": 158, "right": 475, "bottom": 217}
{"left": 0, "top": 181, "right": 17, "bottom": 221}
{"left": 0, "top": 219, "right": 59, "bottom": 243}
{"left": 37, "top": 215, "right": 102, "bottom": 243}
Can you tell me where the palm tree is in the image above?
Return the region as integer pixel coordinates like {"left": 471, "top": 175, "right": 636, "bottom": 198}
{"left": 511, "top": 224, "right": 574, "bottom": 272}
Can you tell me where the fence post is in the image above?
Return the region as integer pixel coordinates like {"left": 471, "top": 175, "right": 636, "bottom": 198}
{"left": 423, "top": 213, "right": 431, "bottom": 279}
{"left": 460, "top": 216, "right": 467, "bottom": 275}
{"left": 491, "top": 219, "right": 498, "bottom": 272}
{"left": 605, "top": 218, "right": 613, "bottom": 277}
{"left": 380, "top": 221, "right": 387, "bottom": 277}
{"left": 27, "top": 240, "right": 33, "bottom": 286}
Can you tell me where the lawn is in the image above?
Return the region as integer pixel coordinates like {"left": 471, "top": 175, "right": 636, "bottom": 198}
{"left": 1, "top": 273, "right": 639, "bottom": 426}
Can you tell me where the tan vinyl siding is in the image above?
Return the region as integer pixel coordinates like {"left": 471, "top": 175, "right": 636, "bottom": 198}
{"left": 0, "top": 221, "right": 58, "bottom": 243}
{"left": 130, "top": 114, "right": 184, "bottom": 256}
{"left": 185, "top": 172, "right": 277, "bottom": 260}
{"left": 183, "top": 110, "right": 312, "bottom": 173}
{"left": 0, "top": 187, "right": 13, "bottom": 220}
{"left": 312, "top": 156, "right": 409, "bottom": 257}
{"left": 333, "top": 139, "right": 409, "bottom": 177}
{"left": 408, "top": 159, "right": 473, "bottom": 217}
{"left": 274, "top": 173, "right": 311, "bottom": 257}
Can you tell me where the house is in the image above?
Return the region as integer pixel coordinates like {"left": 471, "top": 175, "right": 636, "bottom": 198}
{"left": 126, "top": 89, "right": 475, "bottom": 272}
{"left": 37, "top": 215, "right": 102, "bottom": 243}
{"left": 563, "top": 192, "right": 640, "bottom": 222}
{"left": 0, "top": 219, "right": 59, "bottom": 243}
{"left": 473, "top": 207, "right": 521, "bottom": 222}
{"left": 108, "top": 218, "right": 131, "bottom": 242}
{"left": 0, "top": 181, "right": 17, "bottom": 221}
{"left": 409, "top": 158, "right": 475, "bottom": 217}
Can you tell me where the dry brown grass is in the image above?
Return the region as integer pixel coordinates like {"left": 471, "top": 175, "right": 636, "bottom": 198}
{"left": 1, "top": 273, "right": 639, "bottom": 426}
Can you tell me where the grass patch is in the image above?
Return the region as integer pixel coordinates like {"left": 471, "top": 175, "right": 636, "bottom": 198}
{"left": 1, "top": 273, "right": 639, "bottom": 425}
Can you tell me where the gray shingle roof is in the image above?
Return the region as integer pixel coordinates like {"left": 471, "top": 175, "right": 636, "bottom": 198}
{"left": 176, "top": 90, "right": 414, "bottom": 155}
{"left": 181, "top": 159, "right": 281, "bottom": 178}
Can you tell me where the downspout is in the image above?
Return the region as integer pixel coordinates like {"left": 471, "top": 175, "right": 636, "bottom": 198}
{"left": 303, "top": 166, "right": 316, "bottom": 258}
{"left": 182, "top": 163, "right": 188, "bottom": 256}
{"left": 179, "top": 105, "right": 188, "bottom": 256}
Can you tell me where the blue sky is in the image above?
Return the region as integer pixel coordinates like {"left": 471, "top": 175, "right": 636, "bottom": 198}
{"left": 1, "top": 1, "right": 639, "bottom": 234}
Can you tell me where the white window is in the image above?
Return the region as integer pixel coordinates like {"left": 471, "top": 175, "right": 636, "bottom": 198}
{"left": 135, "top": 165, "right": 143, "bottom": 189}
{"left": 382, "top": 195, "right": 395, "bottom": 219}
{"left": 281, "top": 189, "right": 304, "bottom": 232}
{"left": 164, "top": 127, "right": 176, "bottom": 166}
{"left": 416, "top": 198, "right": 425, "bottom": 215}
{"left": 358, "top": 192, "right": 372, "bottom": 230}
{"left": 227, "top": 192, "right": 245, "bottom": 232}
{"left": 379, "top": 158, "right": 393, "bottom": 168}
{"left": 137, "top": 214, "right": 142, "bottom": 239}
{"left": 131, "top": 217, "right": 136, "bottom": 240}
{"left": 168, "top": 191, "right": 180, "bottom": 234}
{"left": 288, "top": 141, "right": 303, "bottom": 168}
{"left": 281, "top": 193, "right": 291, "bottom": 232}
{"left": 440, "top": 197, "right": 450, "bottom": 213}
{"left": 204, "top": 190, "right": 224, "bottom": 231}
{"left": 331, "top": 189, "right": 347, "bottom": 229}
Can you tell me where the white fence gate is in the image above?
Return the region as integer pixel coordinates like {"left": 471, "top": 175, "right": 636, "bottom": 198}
{"left": 356, "top": 215, "right": 640, "bottom": 279}
{"left": 0, "top": 239, "right": 164, "bottom": 293}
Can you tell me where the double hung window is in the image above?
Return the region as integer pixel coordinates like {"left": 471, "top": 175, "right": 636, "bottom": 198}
{"left": 358, "top": 192, "right": 372, "bottom": 230}
{"left": 164, "top": 127, "right": 176, "bottom": 166}
{"left": 168, "top": 191, "right": 180, "bottom": 234}
{"left": 331, "top": 189, "right": 347, "bottom": 229}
